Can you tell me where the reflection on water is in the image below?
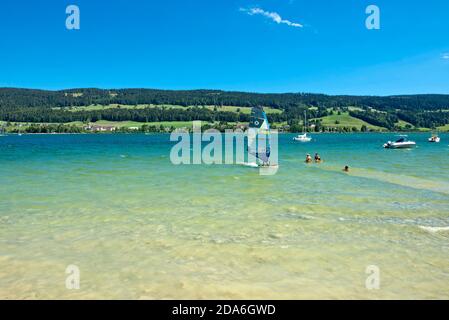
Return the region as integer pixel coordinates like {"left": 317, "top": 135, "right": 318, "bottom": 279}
{"left": 0, "top": 133, "right": 448, "bottom": 299}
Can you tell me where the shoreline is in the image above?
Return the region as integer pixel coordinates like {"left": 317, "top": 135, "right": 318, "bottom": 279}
{"left": 2, "top": 131, "right": 446, "bottom": 135}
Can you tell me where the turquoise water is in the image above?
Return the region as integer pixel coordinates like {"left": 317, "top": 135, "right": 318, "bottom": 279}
{"left": 0, "top": 133, "right": 448, "bottom": 299}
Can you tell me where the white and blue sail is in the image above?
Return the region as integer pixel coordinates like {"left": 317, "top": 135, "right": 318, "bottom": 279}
{"left": 248, "top": 106, "right": 271, "bottom": 165}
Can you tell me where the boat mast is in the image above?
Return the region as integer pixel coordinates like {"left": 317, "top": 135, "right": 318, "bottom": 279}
{"left": 304, "top": 110, "right": 307, "bottom": 134}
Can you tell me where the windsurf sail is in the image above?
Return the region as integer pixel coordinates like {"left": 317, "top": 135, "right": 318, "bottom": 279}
{"left": 248, "top": 106, "right": 271, "bottom": 164}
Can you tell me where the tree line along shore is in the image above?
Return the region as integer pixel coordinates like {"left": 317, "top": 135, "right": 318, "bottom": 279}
{"left": 1, "top": 118, "right": 446, "bottom": 134}
{"left": 1, "top": 88, "right": 448, "bottom": 133}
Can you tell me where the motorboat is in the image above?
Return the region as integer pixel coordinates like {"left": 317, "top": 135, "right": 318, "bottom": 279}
{"left": 383, "top": 136, "right": 416, "bottom": 149}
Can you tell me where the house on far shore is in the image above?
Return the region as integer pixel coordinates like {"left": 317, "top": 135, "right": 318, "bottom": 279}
{"left": 278, "top": 124, "right": 290, "bottom": 133}
{"left": 85, "top": 124, "right": 117, "bottom": 132}
{"left": 235, "top": 123, "right": 249, "bottom": 131}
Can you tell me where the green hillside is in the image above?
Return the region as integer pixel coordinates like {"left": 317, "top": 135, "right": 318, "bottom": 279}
{"left": 313, "top": 112, "right": 386, "bottom": 131}
{"left": 2, "top": 88, "right": 449, "bottom": 132}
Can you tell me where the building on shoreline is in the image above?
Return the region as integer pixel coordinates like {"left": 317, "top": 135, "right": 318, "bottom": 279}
{"left": 85, "top": 124, "right": 117, "bottom": 132}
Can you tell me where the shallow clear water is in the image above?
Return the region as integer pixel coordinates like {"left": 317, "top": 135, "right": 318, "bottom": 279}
{"left": 0, "top": 133, "right": 448, "bottom": 299}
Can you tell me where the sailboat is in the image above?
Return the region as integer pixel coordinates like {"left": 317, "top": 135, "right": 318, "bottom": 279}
{"left": 245, "top": 106, "right": 278, "bottom": 169}
{"left": 293, "top": 110, "right": 312, "bottom": 142}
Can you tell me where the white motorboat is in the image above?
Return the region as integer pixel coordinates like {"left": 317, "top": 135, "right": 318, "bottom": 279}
{"left": 383, "top": 136, "right": 416, "bottom": 149}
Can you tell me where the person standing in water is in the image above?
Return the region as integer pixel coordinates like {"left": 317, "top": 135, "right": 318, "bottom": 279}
{"left": 314, "top": 153, "right": 322, "bottom": 162}
{"left": 305, "top": 154, "right": 312, "bottom": 163}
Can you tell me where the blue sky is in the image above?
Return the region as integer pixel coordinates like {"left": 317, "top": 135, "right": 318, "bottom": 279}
{"left": 0, "top": 0, "right": 448, "bottom": 95}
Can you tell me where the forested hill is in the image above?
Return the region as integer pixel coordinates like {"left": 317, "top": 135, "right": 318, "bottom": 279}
{"left": 1, "top": 88, "right": 449, "bottom": 131}
{"left": 1, "top": 88, "right": 449, "bottom": 111}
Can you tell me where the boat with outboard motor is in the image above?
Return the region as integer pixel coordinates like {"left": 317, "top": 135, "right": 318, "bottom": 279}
{"left": 383, "top": 135, "right": 416, "bottom": 149}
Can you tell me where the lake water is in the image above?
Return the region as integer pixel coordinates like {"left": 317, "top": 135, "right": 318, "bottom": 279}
{"left": 0, "top": 133, "right": 448, "bottom": 299}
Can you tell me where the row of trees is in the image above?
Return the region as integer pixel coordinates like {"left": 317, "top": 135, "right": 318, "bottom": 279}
{"left": 396, "top": 111, "right": 449, "bottom": 129}
{"left": 2, "top": 105, "right": 448, "bottom": 131}
{"left": 349, "top": 110, "right": 399, "bottom": 130}
{"left": 8, "top": 124, "right": 83, "bottom": 134}
{"left": 350, "top": 110, "right": 449, "bottom": 129}
{"left": 4, "top": 123, "right": 382, "bottom": 134}
{"left": 1, "top": 88, "right": 449, "bottom": 111}
{"left": 0, "top": 105, "right": 333, "bottom": 124}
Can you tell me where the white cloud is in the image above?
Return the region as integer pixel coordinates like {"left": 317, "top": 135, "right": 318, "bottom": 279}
{"left": 240, "top": 7, "right": 303, "bottom": 28}
{"left": 442, "top": 53, "right": 449, "bottom": 60}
